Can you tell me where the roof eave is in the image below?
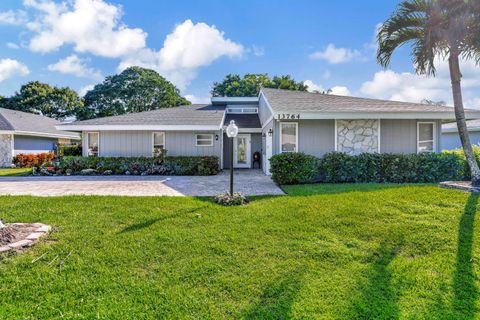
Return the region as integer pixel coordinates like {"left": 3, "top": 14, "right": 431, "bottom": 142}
{"left": 272, "top": 110, "right": 480, "bottom": 120}
{"left": 56, "top": 124, "right": 223, "bottom": 131}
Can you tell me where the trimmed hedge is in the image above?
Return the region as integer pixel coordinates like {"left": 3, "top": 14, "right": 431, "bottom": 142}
{"left": 270, "top": 152, "right": 318, "bottom": 184}
{"left": 58, "top": 156, "right": 219, "bottom": 176}
{"left": 442, "top": 145, "right": 480, "bottom": 180}
{"left": 270, "top": 152, "right": 465, "bottom": 185}
{"left": 59, "top": 144, "right": 82, "bottom": 157}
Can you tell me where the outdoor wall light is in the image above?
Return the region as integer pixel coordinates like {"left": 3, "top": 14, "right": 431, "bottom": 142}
{"left": 215, "top": 134, "right": 219, "bottom": 141}
{"left": 268, "top": 128, "right": 273, "bottom": 137}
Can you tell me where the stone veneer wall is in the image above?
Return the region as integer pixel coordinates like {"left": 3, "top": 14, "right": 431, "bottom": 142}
{"left": 337, "top": 120, "right": 379, "bottom": 155}
{"left": 0, "top": 134, "right": 13, "bottom": 167}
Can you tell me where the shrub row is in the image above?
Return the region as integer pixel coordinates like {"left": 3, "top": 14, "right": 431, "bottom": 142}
{"left": 58, "top": 156, "right": 219, "bottom": 176}
{"left": 442, "top": 145, "right": 480, "bottom": 180}
{"left": 270, "top": 152, "right": 465, "bottom": 185}
{"left": 13, "top": 152, "right": 55, "bottom": 168}
{"left": 58, "top": 144, "right": 82, "bottom": 157}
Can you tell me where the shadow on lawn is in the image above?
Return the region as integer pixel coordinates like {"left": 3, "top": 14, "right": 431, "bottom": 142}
{"left": 243, "top": 268, "right": 305, "bottom": 319}
{"left": 281, "top": 183, "right": 422, "bottom": 197}
{"left": 451, "top": 193, "right": 479, "bottom": 318}
{"left": 118, "top": 206, "right": 206, "bottom": 233}
{"left": 346, "top": 239, "right": 403, "bottom": 319}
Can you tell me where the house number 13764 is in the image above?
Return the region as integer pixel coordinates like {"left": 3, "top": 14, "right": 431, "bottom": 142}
{"left": 277, "top": 114, "right": 300, "bottom": 120}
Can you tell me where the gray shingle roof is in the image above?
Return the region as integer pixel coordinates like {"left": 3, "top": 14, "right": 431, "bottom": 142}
{"left": 0, "top": 108, "right": 79, "bottom": 138}
{"left": 261, "top": 88, "right": 464, "bottom": 113}
{"left": 224, "top": 114, "right": 261, "bottom": 128}
{"left": 443, "top": 119, "right": 480, "bottom": 132}
{"left": 66, "top": 105, "right": 226, "bottom": 126}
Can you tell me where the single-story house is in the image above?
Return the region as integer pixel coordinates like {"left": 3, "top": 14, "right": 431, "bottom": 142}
{"left": 0, "top": 108, "right": 80, "bottom": 167}
{"left": 442, "top": 119, "right": 480, "bottom": 150}
{"left": 58, "top": 88, "right": 480, "bottom": 174}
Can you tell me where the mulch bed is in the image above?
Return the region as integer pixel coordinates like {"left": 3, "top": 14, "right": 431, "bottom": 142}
{"left": 0, "top": 224, "right": 38, "bottom": 246}
{"left": 439, "top": 181, "right": 480, "bottom": 193}
{"left": 0, "top": 223, "right": 51, "bottom": 253}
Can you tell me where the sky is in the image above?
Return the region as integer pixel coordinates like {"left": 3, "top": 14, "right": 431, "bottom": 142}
{"left": 0, "top": 0, "right": 479, "bottom": 107}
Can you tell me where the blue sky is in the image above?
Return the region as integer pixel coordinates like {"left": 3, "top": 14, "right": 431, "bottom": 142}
{"left": 0, "top": 0, "right": 479, "bottom": 107}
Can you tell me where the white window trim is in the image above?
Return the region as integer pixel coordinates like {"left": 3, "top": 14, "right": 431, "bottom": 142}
{"left": 195, "top": 133, "right": 214, "bottom": 147}
{"left": 86, "top": 132, "right": 100, "bottom": 157}
{"left": 279, "top": 122, "right": 298, "bottom": 153}
{"left": 152, "top": 132, "right": 166, "bottom": 155}
{"left": 417, "top": 121, "right": 436, "bottom": 153}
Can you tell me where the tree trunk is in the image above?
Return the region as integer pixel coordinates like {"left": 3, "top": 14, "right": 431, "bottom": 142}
{"left": 448, "top": 51, "right": 480, "bottom": 185}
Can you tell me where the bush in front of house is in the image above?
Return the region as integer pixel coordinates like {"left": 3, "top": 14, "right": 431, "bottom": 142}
{"left": 442, "top": 145, "right": 480, "bottom": 180}
{"left": 214, "top": 192, "right": 248, "bottom": 206}
{"left": 318, "top": 152, "right": 464, "bottom": 183}
{"left": 270, "top": 152, "right": 319, "bottom": 184}
{"left": 13, "top": 152, "right": 55, "bottom": 168}
{"left": 270, "top": 151, "right": 465, "bottom": 185}
{"left": 59, "top": 144, "right": 82, "bottom": 157}
{"left": 58, "top": 156, "right": 220, "bottom": 176}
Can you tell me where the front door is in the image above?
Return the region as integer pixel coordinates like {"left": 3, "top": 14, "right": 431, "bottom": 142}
{"left": 234, "top": 134, "right": 251, "bottom": 168}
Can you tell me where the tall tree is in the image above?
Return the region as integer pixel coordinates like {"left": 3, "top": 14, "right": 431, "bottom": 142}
{"left": 377, "top": 0, "right": 480, "bottom": 185}
{"left": 211, "top": 73, "right": 308, "bottom": 97}
{"left": 0, "top": 81, "right": 83, "bottom": 121}
{"left": 78, "top": 67, "right": 190, "bottom": 120}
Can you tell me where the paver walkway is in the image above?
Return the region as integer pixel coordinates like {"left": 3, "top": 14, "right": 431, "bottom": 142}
{"left": 0, "top": 170, "right": 284, "bottom": 197}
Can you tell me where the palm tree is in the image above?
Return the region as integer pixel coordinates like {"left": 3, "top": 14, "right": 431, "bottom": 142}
{"left": 377, "top": 0, "right": 480, "bottom": 185}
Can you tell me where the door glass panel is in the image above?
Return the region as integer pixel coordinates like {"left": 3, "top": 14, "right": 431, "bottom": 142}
{"left": 237, "top": 137, "right": 247, "bottom": 164}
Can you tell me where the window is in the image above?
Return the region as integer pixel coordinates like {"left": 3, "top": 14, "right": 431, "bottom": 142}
{"left": 226, "top": 107, "right": 258, "bottom": 114}
{"left": 153, "top": 132, "right": 165, "bottom": 156}
{"left": 280, "top": 122, "right": 298, "bottom": 152}
{"left": 196, "top": 134, "right": 214, "bottom": 147}
{"left": 87, "top": 132, "right": 99, "bottom": 157}
{"left": 417, "top": 122, "right": 436, "bottom": 153}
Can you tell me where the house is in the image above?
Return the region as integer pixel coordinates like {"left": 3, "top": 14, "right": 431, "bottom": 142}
{"left": 0, "top": 108, "right": 80, "bottom": 167}
{"left": 57, "top": 88, "right": 480, "bottom": 174}
{"left": 442, "top": 119, "right": 480, "bottom": 150}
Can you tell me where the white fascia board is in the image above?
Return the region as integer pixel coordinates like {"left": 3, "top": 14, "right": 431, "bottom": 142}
{"left": 274, "top": 111, "right": 480, "bottom": 120}
{"left": 56, "top": 124, "right": 222, "bottom": 131}
{"left": 0, "top": 130, "right": 15, "bottom": 135}
{"left": 14, "top": 130, "right": 80, "bottom": 140}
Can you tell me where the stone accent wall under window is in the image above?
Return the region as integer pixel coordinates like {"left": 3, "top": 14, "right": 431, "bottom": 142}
{"left": 0, "top": 134, "right": 13, "bottom": 167}
{"left": 337, "top": 120, "right": 379, "bottom": 155}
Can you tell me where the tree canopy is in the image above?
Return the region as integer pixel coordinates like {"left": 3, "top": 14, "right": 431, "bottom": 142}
{"left": 78, "top": 67, "right": 191, "bottom": 120}
{"left": 211, "top": 74, "right": 308, "bottom": 97}
{"left": 0, "top": 81, "right": 83, "bottom": 121}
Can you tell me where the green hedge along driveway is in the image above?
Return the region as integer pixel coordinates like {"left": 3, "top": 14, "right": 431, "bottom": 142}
{"left": 0, "top": 184, "right": 479, "bottom": 319}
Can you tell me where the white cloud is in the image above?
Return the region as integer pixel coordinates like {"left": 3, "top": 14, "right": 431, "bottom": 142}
{"left": 251, "top": 45, "right": 265, "bottom": 57}
{"left": 330, "top": 86, "right": 350, "bottom": 96}
{"left": 309, "top": 44, "right": 361, "bottom": 64}
{"left": 118, "top": 19, "right": 244, "bottom": 90}
{"left": 6, "top": 42, "right": 20, "bottom": 49}
{"left": 359, "top": 58, "right": 480, "bottom": 107}
{"left": 24, "top": 0, "right": 147, "bottom": 57}
{"left": 48, "top": 54, "right": 102, "bottom": 80}
{"left": 0, "top": 10, "right": 27, "bottom": 25}
{"left": 79, "top": 84, "right": 95, "bottom": 96}
{"left": 0, "top": 58, "right": 30, "bottom": 82}
{"left": 304, "top": 80, "right": 350, "bottom": 96}
{"left": 184, "top": 94, "right": 210, "bottom": 104}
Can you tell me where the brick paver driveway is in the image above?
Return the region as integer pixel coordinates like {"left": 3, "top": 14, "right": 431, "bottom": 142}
{"left": 0, "top": 170, "right": 284, "bottom": 196}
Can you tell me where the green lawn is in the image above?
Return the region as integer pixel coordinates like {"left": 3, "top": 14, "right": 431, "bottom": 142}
{"left": 0, "top": 184, "right": 478, "bottom": 319}
{"left": 0, "top": 168, "right": 31, "bottom": 176}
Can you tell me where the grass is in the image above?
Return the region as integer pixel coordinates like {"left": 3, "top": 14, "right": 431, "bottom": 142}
{"left": 0, "top": 168, "right": 31, "bottom": 176}
{"left": 0, "top": 184, "right": 479, "bottom": 319}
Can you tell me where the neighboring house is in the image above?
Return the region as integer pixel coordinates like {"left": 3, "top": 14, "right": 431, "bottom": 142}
{"left": 58, "top": 88, "right": 480, "bottom": 174}
{"left": 0, "top": 108, "right": 80, "bottom": 167}
{"left": 442, "top": 119, "right": 480, "bottom": 150}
